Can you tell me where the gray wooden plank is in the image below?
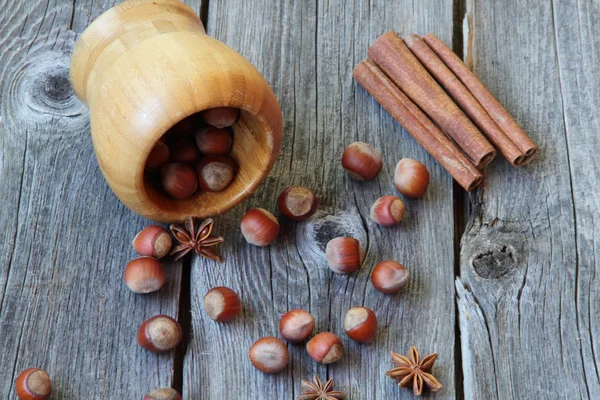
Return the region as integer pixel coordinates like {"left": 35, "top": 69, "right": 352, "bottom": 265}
{"left": 0, "top": 0, "right": 199, "bottom": 397}
{"left": 458, "top": 0, "right": 600, "bottom": 398}
{"left": 184, "top": 0, "right": 457, "bottom": 398}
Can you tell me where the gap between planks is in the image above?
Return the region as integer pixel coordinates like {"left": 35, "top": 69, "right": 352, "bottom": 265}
{"left": 452, "top": 0, "right": 469, "bottom": 398}
{"left": 171, "top": 1, "right": 211, "bottom": 394}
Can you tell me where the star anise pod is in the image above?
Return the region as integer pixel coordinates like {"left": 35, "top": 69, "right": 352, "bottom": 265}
{"left": 386, "top": 346, "right": 443, "bottom": 396}
{"left": 298, "top": 376, "right": 346, "bottom": 400}
{"left": 169, "top": 217, "right": 224, "bottom": 261}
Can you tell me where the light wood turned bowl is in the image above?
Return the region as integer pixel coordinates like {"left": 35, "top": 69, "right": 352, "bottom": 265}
{"left": 70, "top": 0, "right": 283, "bottom": 222}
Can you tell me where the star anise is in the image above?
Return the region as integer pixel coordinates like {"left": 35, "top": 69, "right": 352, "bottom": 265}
{"left": 386, "top": 346, "right": 443, "bottom": 396}
{"left": 298, "top": 376, "right": 346, "bottom": 400}
{"left": 169, "top": 217, "right": 224, "bottom": 261}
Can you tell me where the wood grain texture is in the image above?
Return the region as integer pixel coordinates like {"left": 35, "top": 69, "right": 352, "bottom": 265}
{"left": 184, "top": 0, "right": 457, "bottom": 398}
{"left": 3, "top": 0, "right": 598, "bottom": 398}
{"left": 458, "top": 0, "right": 600, "bottom": 398}
{"left": 0, "top": 0, "right": 200, "bottom": 398}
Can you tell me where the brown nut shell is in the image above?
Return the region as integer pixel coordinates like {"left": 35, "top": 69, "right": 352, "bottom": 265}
{"left": 279, "top": 309, "right": 315, "bottom": 343}
{"left": 394, "top": 158, "right": 430, "bottom": 198}
{"left": 341, "top": 142, "right": 382, "bottom": 180}
{"left": 204, "top": 286, "right": 242, "bottom": 322}
{"left": 146, "top": 141, "right": 170, "bottom": 171}
{"left": 344, "top": 306, "right": 377, "bottom": 343}
{"left": 240, "top": 208, "right": 280, "bottom": 247}
{"left": 277, "top": 186, "right": 319, "bottom": 221}
{"left": 16, "top": 368, "right": 51, "bottom": 400}
{"left": 371, "top": 260, "right": 410, "bottom": 294}
{"left": 144, "top": 388, "right": 182, "bottom": 400}
{"left": 132, "top": 226, "right": 172, "bottom": 259}
{"left": 249, "top": 336, "right": 289, "bottom": 373}
{"left": 196, "top": 156, "right": 238, "bottom": 192}
{"left": 325, "top": 237, "right": 362, "bottom": 274}
{"left": 171, "top": 114, "right": 201, "bottom": 137}
{"left": 200, "top": 107, "right": 240, "bottom": 128}
{"left": 169, "top": 139, "right": 200, "bottom": 164}
{"left": 160, "top": 163, "right": 198, "bottom": 200}
{"left": 195, "top": 126, "right": 233, "bottom": 155}
{"left": 306, "top": 332, "right": 344, "bottom": 364}
{"left": 124, "top": 257, "right": 165, "bottom": 294}
{"left": 370, "top": 195, "right": 406, "bottom": 226}
{"left": 137, "top": 315, "right": 182, "bottom": 353}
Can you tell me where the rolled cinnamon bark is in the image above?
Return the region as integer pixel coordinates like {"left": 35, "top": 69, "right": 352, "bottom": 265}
{"left": 368, "top": 32, "right": 496, "bottom": 169}
{"left": 422, "top": 33, "right": 538, "bottom": 165}
{"left": 402, "top": 34, "right": 525, "bottom": 166}
{"left": 353, "top": 59, "right": 483, "bottom": 192}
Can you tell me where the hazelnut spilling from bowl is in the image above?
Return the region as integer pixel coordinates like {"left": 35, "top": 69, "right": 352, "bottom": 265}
{"left": 146, "top": 109, "right": 240, "bottom": 201}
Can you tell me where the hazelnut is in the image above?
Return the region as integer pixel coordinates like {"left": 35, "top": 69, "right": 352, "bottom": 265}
{"left": 132, "top": 226, "right": 172, "bottom": 259}
{"left": 306, "top": 332, "right": 344, "bottom": 364}
{"left": 371, "top": 260, "right": 409, "bottom": 294}
{"left": 277, "top": 186, "right": 319, "bottom": 221}
{"left": 203, "top": 286, "right": 242, "bottom": 322}
{"left": 200, "top": 107, "right": 240, "bottom": 128}
{"left": 124, "top": 257, "right": 165, "bottom": 294}
{"left": 171, "top": 115, "right": 200, "bottom": 137}
{"left": 370, "top": 195, "right": 405, "bottom": 226}
{"left": 195, "top": 126, "right": 233, "bottom": 155}
{"left": 240, "top": 208, "right": 280, "bottom": 247}
{"left": 249, "top": 337, "right": 289, "bottom": 373}
{"left": 344, "top": 306, "right": 377, "bottom": 343}
{"left": 279, "top": 309, "right": 315, "bottom": 343}
{"left": 16, "top": 368, "right": 51, "bottom": 400}
{"left": 325, "top": 237, "right": 361, "bottom": 274}
{"left": 394, "top": 158, "right": 430, "bottom": 198}
{"left": 160, "top": 163, "right": 198, "bottom": 200}
{"left": 169, "top": 139, "right": 200, "bottom": 164}
{"left": 196, "top": 156, "right": 237, "bottom": 192}
{"left": 341, "top": 142, "right": 382, "bottom": 180}
{"left": 137, "top": 315, "right": 182, "bottom": 353}
{"left": 144, "top": 388, "right": 182, "bottom": 400}
{"left": 146, "top": 141, "right": 170, "bottom": 171}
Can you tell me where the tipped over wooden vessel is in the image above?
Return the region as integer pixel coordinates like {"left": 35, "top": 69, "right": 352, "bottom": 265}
{"left": 70, "top": 0, "right": 283, "bottom": 222}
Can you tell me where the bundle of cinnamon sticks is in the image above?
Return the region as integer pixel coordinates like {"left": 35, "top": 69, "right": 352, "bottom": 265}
{"left": 353, "top": 32, "right": 537, "bottom": 191}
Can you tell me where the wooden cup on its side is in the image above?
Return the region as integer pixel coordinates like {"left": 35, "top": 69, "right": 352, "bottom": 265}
{"left": 70, "top": 0, "right": 283, "bottom": 222}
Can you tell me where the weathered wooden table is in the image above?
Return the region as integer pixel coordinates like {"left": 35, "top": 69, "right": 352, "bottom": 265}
{"left": 1, "top": 0, "right": 598, "bottom": 398}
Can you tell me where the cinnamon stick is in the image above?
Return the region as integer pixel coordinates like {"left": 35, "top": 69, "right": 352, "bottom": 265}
{"left": 402, "top": 34, "right": 525, "bottom": 166}
{"left": 353, "top": 59, "right": 483, "bottom": 192}
{"left": 368, "top": 32, "right": 496, "bottom": 169}
{"left": 422, "top": 33, "right": 538, "bottom": 165}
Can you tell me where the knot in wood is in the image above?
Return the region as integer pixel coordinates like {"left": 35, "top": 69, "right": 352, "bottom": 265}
{"left": 7, "top": 51, "right": 86, "bottom": 125}
{"left": 472, "top": 245, "right": 516, "bottom": 279}
{"left": 29, "top": 64, "right": 76, "bottom": 113}
{"left": 306, "top": 210, "right": 367, "bottom": 253}
{"left": 41, "top": 72, "right": 71, "bottom": 103}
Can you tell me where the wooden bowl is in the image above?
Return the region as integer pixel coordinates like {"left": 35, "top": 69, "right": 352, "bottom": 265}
{"left": 70, "top": 0, "right": 283, "bottom": 222}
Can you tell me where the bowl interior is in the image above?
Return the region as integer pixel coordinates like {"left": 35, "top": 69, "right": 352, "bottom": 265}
{"left": 143, "top": 109, "right": 273, "bottom": 220}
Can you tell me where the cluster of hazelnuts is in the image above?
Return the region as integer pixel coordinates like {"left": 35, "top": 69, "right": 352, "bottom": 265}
{"left": 245, "top": 259, "right": 409, "bottom": 374}
{"left": 14, "top": 367, "right": 181, "bottom": 400}
{"left": 249, "top": 306, "right": 379, "bottom": 374}
{"left": 14, "top": 368, "right": 180, "bottom": 400}
{"left": 236, "top": 142, "right": 430, "bottom": 250}
{"left": 232, "top": 142, "right": 419, "bottom": 374}
{"left": 247, "top": 260, "right": 409, "bottom": 374}
{"left": 125, "top": 226, "right": 184, "bottom": 398}
{"left": 145, "top": 107, "right": 240, "bottom": 200}
{"left": 342, "top": 141, "right": 431, "bottom": 225}
{"left": 14, "top": 142, "right": 427, "bottom": 398}
{"left": 14, "top": 224, "right": 185, "bottom": 400}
